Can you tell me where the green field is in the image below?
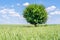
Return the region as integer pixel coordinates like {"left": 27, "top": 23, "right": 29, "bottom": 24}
{"left": 0, "top": 24, "right": 60, "bottom": 40}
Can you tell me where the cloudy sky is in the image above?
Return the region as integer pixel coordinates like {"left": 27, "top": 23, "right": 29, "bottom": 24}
{"left": 0, "top": 0, "right": 60, "bottom": 24}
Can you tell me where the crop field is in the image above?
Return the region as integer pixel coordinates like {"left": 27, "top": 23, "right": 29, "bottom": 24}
{"left": 0, "top": 24, "right": 60, "bottom": 40}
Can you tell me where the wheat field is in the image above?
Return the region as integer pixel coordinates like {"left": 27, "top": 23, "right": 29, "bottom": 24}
{"left": 0, "top": 24, "right": 59, "bottom": 40}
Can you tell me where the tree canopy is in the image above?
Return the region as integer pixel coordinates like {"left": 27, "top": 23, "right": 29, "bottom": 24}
{"left": 23, "top": 4, "right": 48, "bottom": 27}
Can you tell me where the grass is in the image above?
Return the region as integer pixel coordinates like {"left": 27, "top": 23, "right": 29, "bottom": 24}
{"left": 0, "top": 24, "right": 60, "bottom": 40}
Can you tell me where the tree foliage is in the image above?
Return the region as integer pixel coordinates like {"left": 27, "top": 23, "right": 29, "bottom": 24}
{"left": 23, "top": 4, "right": 48, "bottom": 27}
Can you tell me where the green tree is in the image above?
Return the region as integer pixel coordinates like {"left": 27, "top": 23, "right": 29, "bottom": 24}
{"left": 23, "top": 4, "right": 48, "bottom": 27}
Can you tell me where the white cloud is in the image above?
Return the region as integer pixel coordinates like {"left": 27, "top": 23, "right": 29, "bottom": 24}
{"left": 0, "top": 8, "right": 20, "bottom": 17}
{"left": 0, "top": 8, "right": 7, "bottom": 14}
{"left": 23, "top": 2, "right": 29, "bottom": 6}
{"left": 0, "top": 8, "right": 27, "bottom": 24}
{"left": 50, "top": 10, "right": 60, "bottom": 15}
{"left": 46, "top": 5, "right": 60, "bottom": 16}
{"left": 10, "top": 13, "right": 20, "bottom": 17}
{"left": 0, "top": 8, "right": 23, "bottom": 17}
{"left": 46, "top": 5, "right": 56, "bottom": 12}
{"left": 45, "top": 5, "right": 60, "bottom": 24}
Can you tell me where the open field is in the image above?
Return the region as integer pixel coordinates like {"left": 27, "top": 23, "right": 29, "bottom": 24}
{"left": 0, "top": 24, "right": 60, "bottom": 40}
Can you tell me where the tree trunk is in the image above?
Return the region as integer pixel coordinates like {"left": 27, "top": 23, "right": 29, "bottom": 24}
{"left": 34, "top": 24, "right": 37, "bottom": 27}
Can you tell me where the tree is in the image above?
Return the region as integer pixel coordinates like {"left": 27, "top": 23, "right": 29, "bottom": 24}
{"left": 23, "top": 4, "right": 48, "bottom": 27}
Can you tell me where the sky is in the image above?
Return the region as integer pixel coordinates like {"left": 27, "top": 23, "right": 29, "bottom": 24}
{"left": 0, "top": 0, "right": 60, "bottom": 24}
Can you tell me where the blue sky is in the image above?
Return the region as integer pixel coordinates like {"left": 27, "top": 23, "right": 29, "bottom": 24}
{"left": 0, "top": 0, "right": 60, "bottom": 24}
